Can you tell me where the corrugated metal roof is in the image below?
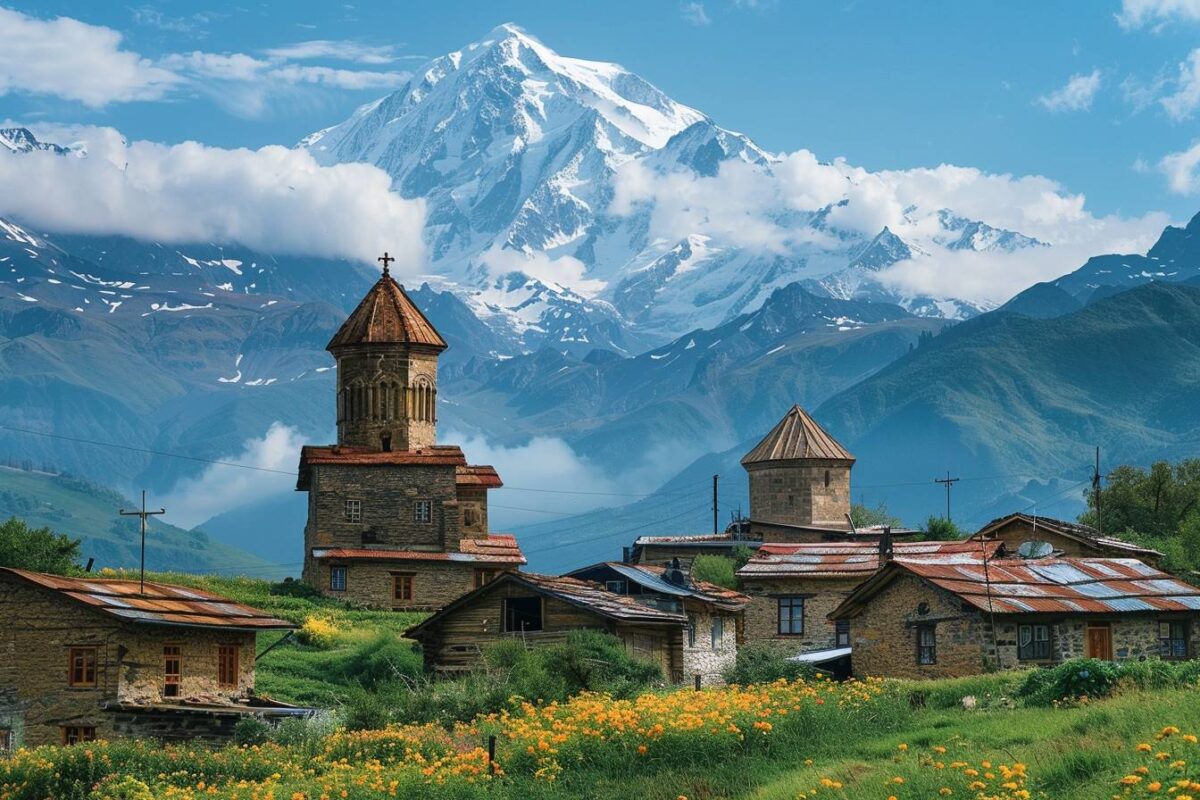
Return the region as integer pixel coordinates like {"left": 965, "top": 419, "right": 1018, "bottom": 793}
{"left": 2, "top": 568, "right": 294, "bottom": 631}
{"left": 313, "top": 533, "right": 526, "bottom": 565}
{"left": 599, "top": 563, "right": 750, "bottom": 610}
{"left": 327, "top": 273, "right": 447, "bottom": 351}
{"left": 737, "top": 540, "right": 999, "bottom": 579}
{"left": 895, "top": 556, "right": 1200, "bottom": 615}
{"left": 741, "top": 405, "right": 854, "bottom": 465}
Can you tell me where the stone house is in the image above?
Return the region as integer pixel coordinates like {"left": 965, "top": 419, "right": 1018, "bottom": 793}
{"left": 0, "top": 568, "right": 302, "bottom": 748}
{"left": 298, "top": 265, "right": 523, "bottom": 609}
{"left": 405, "top": 572, "right": 689, "bottom": 681}
{"left": 565, "top": 561, "right": 750, "bottom": 685}
{"left": 829, "top": 555, "right": 1200, "bottom": 679}
{"left": 736, "top": 539, "right": 998, "bottom": 660}
{"left": 970, "top": 513, "right": 1163, "bottom": 566}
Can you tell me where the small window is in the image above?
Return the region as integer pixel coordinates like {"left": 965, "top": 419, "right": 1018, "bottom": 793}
{"left": 687, "top": 614, "right": 697, "bottom": 647}
{"left": 60, "top": 726, "right": 95, "bottom": 745}
{"left": 392, "top": 574, "right": 414, "bottom": 602}
{"left": 916, "top": 625, "right": 936, "bottom": 665}
{"left": 835, "top": 619, "right": 851, "bottom": 648}
{"left": 777, "top": 597, "right": 805, "bottom": 635}
{"left": 344, "top": 499, "right": 362, "bottom": 523}
{"left": 329, "top": 565, "right": 347, "bottom": 592}
{"left": 380, "top": 433, "right": 392, "bottom": 452}
{"left": 217, "top": 645, "right": 238, "bottom": 689}
{"left": 474, "top": 568, "right": 498, "bottom": 589}
{"left": 502, "top": 597, "right": 543, "bottom": 633}
{"left": 1018, "top": 624, "right": 1051, "bottom": 661}
{"left": 0, "top": 727, "right": 13, "bottom": 753}
{"left": 824, "top": 469, "right": 831, "bottom": 487}
{"left": 605, "top": 579, "right": 628, "bottom": 594}
{"left": 68, "top": 647, "right": 97, "bottom": 687}
{"left": 1160, "top": 621, "right": 1189, "bottom": 659}
{"left": 711, "top": 615, "right": 725, "bottom": 649}
{"left": 413, "top": 499, "right": 433, "bottom": 524}
{"left": 163, "top": 645, "right": 182, "bottom": 698}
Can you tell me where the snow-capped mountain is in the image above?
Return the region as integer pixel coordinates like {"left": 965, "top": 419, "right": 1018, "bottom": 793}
{"left": 301, "top": 23, "right": 1045, "bottom": 340}
{"left": 0, "top": 128, "right": 77, "bottom": 156}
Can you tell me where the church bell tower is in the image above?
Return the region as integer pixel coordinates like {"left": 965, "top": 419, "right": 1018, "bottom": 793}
{"left": 326, "top": 254, "right": 448, "bottom": 452}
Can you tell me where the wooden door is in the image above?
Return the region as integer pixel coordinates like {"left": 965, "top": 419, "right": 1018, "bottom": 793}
{"left": 1086, "top": 624, "right": 1113, "bottom": 660}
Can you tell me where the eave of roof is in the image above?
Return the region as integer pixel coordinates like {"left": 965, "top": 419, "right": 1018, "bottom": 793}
{"left": 973, "top": 512, "right": 1163, "bottom": 558}
{"left": 566, "top": 562, "right": 750, "bottom": 610}
{"left": 312, "top": 535, "right": 526, "bottom": 565}
{"left": 327, "top": 274, "right": 447, "bottom": 351}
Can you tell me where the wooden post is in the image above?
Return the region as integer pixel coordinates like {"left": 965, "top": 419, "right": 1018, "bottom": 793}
{"left": 487, "top": 734, "right": 496, "bottom": 774}
{"left": 694, "top": 674, "right": 702, "bottom": 691}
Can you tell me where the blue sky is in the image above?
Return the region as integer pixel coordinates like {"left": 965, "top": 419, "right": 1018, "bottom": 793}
{"left": 3, "top": 0, "right": 1200, "bottom": 221}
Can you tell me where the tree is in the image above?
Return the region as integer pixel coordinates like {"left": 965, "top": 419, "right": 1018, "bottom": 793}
{"left": 1080, "top": 460, "right": 1200, "bottom": 539}
{"left": 922, "top": 516, "right": 965, "bottom": 541}
{"left": 850, "top": 502, "right": 901, "bottom": 529}
{"left": 690, "top": 554, "right": 738, "bottom": 589}
{"left": 0, "top": 517, "right": 82, "bottom": 574}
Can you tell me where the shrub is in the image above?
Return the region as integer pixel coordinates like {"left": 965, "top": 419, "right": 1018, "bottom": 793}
{"left": 723, "top": 643, "right": 816, "bottom": 685}
{"left": 0, "top": 516, "right": 81, "bottom": 574}
{"left": 1019, "top": 659, "right": 1121, "bottom": 704}
{"left": 690, "top": 554, "right": 738, "bottom": 589}
{"left": 339, "top": 632, "right": 423, "bottom": 688}
{"left": 269, "top": 578, "right": 321, "bottom": 599}
{"left": 542, "top": 629, "right": 662, "bottom": 697}
{"left": 296, "top": 616, "right": 339, "bottom": 649}
{"left": 89, "top": 775, "right": 155, "bottom": 800}
{"left": 340, "top": 687, "right": 393, "bottom": 731}
{"left": 232, "top": 717, "right": 269, "bottom": 746}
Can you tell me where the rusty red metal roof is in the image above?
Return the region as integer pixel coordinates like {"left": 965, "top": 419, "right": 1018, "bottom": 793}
{"left": 972, "top": 512, "right": 1163, "bottom": 559}
{"left": 738, "top": 540, "right": 1000, "bottom": 580}
{"left": 327, "top": 274, "right": 447, "bottom": 352}
{"left": 1, "top": 568, "right": 294, "bottom": 631}
{"left": 406, "top": 572, "right": 687, "bottom": 640}
{"left": 832, "top": 556, "right": 1200, "bottom": 618}
{"left": 456, "top": 464, "right": 503, "bottom": 489}
{"left": 741, "top": 405, "right": 854, "bottom": 466}
{"left": 312, "top": 534, "right": 526, "bottom": 565}
{"left": 297, "top": 445, "right": 466, "bottom": 490}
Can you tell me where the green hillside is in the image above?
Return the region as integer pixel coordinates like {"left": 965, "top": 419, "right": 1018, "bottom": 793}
{"left": 0, "top": 466, "right": 277, "bottom": 576}
{"left": 816, "top": 281, "right": 1200, "bottom": 526}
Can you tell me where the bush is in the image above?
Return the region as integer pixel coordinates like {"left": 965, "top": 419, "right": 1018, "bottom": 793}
{"left": 540, "top": 629, "right": 662, "bottom": 697}
{"left": 723, "top": 643, "right": 816, "bottom": 685}
{"left": 232, "top": 717, "right": 269, "bottom": 746}
{"left": 296, "top": 616, "right": 339, "bottom": 649}
{"left": 339, "top": 633, "right": 423, "bottom": 688}
{"left": 0, "top": 516, "right": 81, "bottom": 573}
{"left": 690, "top": 554, "right": 738, "bottom": 589}
{"left": 1019, "top": 659, "right": 1121, "bottom": 704}
{"left": 340, "top": 687, "right": 392, "bottom": 731}
{"left": 269, "top": 578, "right": 321, "bottom": 599}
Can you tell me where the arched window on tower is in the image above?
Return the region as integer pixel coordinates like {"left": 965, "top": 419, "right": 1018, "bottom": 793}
{"left": 824, "top": 469, "right": 831, "bottom": 488}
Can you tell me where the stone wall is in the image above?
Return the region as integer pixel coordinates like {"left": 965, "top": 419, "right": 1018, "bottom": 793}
{"left": 309, "top": 558, "right": 513, "bottom": 611}
{"left": 844, "top": 573, "right": 992, "bottom": 679}
{"left": 0, "top": 575, "right": 258, "bottom": 747}
{"left": 457, "top": 486, "right": 489, "bottom": 536}
{"left": 334, "top": 344, "right": 439, "bottom": 451}
{"left": 746, "top": 460, "right": 852, "bottom": 528}
{"left": 681, "top": 605, "right": 739, "bottom": 685}
{"left": 740, "top": 576, "right": 862, "bottom": 654}
{"left": 990, "top": 614, "right": 1198, "bottom": 668}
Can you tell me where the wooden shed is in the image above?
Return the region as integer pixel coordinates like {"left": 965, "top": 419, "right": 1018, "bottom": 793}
{"left": 404, "top": 572, "right": 687, "bottom": 681}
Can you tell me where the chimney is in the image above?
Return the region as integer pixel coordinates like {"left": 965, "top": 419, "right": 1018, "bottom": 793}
{"left": 878, "top": 526, "right": 894, "bottom": 566}
{"left": 622, "top": 546, "right": 631, "bottom": 563}
{"left": 663, "top": 557, "right": 689, "bottom": 588}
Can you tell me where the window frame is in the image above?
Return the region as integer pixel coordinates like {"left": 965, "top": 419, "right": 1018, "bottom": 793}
{"left": 776, "top": 596, "right": 805, "bottom": 636}
{"left": 835, "top": 619, "right": 851, "bottom": 648}
{"left": 413, "top": 499, "right": 433, "bottom": 524}
{"left": 217, "top": 644, "right": 239, "bottom": 689}
{"left": 344, "top": 498, "right": 362, "bottom": 524}
{"left": 392, "top": 573, "right": 414, "bottom": 602}
{"left": 329, "top": 565, "right": 347, "bottom": 592}
{"left": 501, "top": 596, "right": 544, "bottom": 633}
{"left": 0, "top": 727, "right": 11, "bottom": 753}
{"left": 916, "top": 624, "right": 937, "bottom": 665}
{"left": 60, "top": 726, "right": 96, "bottom": 746}
{"left": 1017, "top": 623, "right": 1052, "bottom": 661}
{"left": 163, "top": 644, "right": 182, "bottom": 699}
{"left": 1159, "top": 620, "right": 1189, "bottom": 660}
{"left": 711, "top": 615, "right": 725, "bottom": 649}
{"left": 474, "top": 568, "right": 499, "bottom": 589}
{"left": 68, "top": 646, "right": 97, "bottom": 688}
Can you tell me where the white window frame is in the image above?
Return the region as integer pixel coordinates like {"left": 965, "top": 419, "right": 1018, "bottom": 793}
{"left": 413, "top": 499, "right": 433, "bottom": 524}
{"left": 344, "top": 499, "right": 362, "bottom": 523}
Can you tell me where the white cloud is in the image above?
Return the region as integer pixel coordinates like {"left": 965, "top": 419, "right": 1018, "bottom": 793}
{"left": 1117, "top": 0, "right": 1200, "bottom": 28}
{"left": 681, "top": 2, "right": 712, "bottom": 26}
{"left": 162, "top": 423, "right": 304, "bottom": 528}
{"left": 479, "top": 245, "right": 607, "bottom": 296}
{"left": 263, "top": 40, "right": 400, "bottom": 65}
{"left": 1036, "top": 70, "right": 1102, "bottom": 112}
{"left": 1159, "top": 49, "right": 1200, "bottom": 119}
{"left": 1158, "top": 141, "right": 1200, "bottom": 193}
{"left": 0, "top": 6, "right": 179, "bottom": 107}
{"left": 0, "top": 124, "right": 427, "bottom": 267}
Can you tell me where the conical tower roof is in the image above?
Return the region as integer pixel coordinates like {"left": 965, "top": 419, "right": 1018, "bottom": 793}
{"left": 327, "top": 271, "right": 447, "bottom": 352}
{"left": 741, "top": 405, "right": 854, "bottom": 466}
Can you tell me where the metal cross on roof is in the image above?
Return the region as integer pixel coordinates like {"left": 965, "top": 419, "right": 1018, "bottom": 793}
{"left": 377, "top": 251, "right": 394, "bottom": 276}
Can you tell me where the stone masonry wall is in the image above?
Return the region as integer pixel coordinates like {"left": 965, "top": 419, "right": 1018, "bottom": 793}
{"left": 311, "top": 559, "right": 513, "bottom": 611}
{"left": 681, "top": 605, "right": 739, "bottom": 685}
{"left": 846, "top": 573, "right": 992, "bottom": 680}
{"left": 335, "top": 345, "right": 439, "bottom": 451}
{"left": 740, "top": 576, "right": 862, "bottom": 654}
{"left": 746, "top": 461, "right": 852, "bottom": 528}
{"left": 991, "top": 614, "right": 1198, "bottom": 668}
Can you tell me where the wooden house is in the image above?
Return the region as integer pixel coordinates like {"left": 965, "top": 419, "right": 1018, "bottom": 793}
{"left": 0, "top": 568, "right": 304, "bottom": 748}
{"left": 565, "top": 561, "right": 750, "bottom": 685}
{"left": 404, "top": 572, "right": 688, "bottom": 681}
{"left": 829, "top": 555, "right": 1200, "bottom": 679}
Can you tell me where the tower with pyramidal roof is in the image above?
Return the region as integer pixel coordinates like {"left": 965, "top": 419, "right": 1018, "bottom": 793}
{"left": 297, "top": 260, "right": 525, "bottom": 610}
{"left": 741, "top": 405, "right": 856, "bottom": 540}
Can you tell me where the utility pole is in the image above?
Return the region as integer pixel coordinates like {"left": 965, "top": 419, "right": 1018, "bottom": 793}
{"left": 1093, "top": 446, "right": 1103, "bottom": 537}
{"left": 712, "top": 474, "right": 719, "bottom": 535}
{"left": 120, "top": 490, "right": 165, "bottom": 595}
{"left": 934, "top": 471, "right": 960, "bottom": 522}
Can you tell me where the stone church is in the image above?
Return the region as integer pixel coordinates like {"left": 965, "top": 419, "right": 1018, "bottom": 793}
{"left": 298, "top": 263, "right": 524, "bottom": 610}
